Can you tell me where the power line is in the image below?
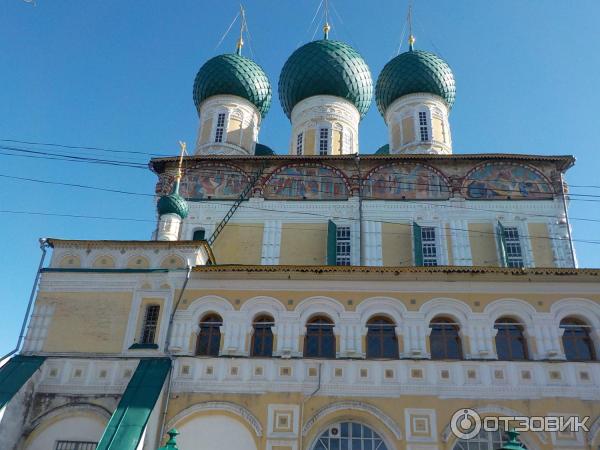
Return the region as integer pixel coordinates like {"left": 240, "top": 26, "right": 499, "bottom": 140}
{"left": 0, "top": 138, "right": 165, "bottom": 157}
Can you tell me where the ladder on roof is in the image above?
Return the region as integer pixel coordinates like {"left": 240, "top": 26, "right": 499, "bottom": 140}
{"left": 207, "top": 162, "right": 266, "bottom": 247}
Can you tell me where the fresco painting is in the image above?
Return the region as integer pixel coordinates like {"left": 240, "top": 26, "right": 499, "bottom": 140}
{"left": 264, "top": 165, "right": 349, "bottom": 200}
{"left": 364, "top": 163, "right": 450, "bottom": 200}
{"left": 466, "top": 163, "right": 553, "bottom": 199}
{"left": 158, "top": 166, "right": 248, "bottom": 200}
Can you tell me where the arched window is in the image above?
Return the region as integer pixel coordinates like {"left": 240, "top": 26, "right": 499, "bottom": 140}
{"left": 192, "top": 228, "right": 206, "bottom": 241}
{"left": 312, "top": 422, "right": 388, "bottom": 450}
{"left": 196, "top": 314, "right": 222, "bottom": 357}
{"left": 251, "top": 315, "right": 274, "bottom": 357}
{"left": 429, "top": 317, "right": 462, "bottom": 360}
{"left": 304, "top": 316, "right": 335, "bottom": 358}
{"left": 140, "top": 304, "right": 160, "bottom": 345}
{"left": 560, "top": 318, "right": 596, "bottom": 361}
{"left": 366, "top": 316, "right": 399, "bottom": 359}
{"left": 494, "top": 317, "right": 528, "bottom": 360}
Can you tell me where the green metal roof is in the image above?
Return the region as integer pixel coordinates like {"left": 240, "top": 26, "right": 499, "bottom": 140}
{"left": 254, "top": 143, "right": 275, "bottom": 155}
{"left": 0, "top": 355, "right": 45, "bottom": 408}
{"left": 375, "top": 144, "right": 390, "bottom": 154}
{"left": 376, "top": 49, "right": 456, "bottom": 116}
{"left": 97, "top": 358, "right": 171, "bottom": 450}
{"left": 278, "top": 39, "right": 373, "bottom": 119}
{"left": 193, "top": 53, "right": 272, "bottom": 118}
{"left": 157, "top": 180, "right": 189, "bottom": 219}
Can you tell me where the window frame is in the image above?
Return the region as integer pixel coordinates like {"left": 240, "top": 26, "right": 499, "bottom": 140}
{"left": 494, "top": 317, "right": 528, "bottom": 361}
{"left": 318, "top": 127, "right": 330, "bottom": 156}
{"left": 429, "top": 317, "right": 463, "bottom": 360}
{"left": 140, "top": 304, "right": 160, "bottom": 345}
{"left": 335, "top": 226, "right": 351, "bottom": 266}
{"left": 55, "top": 442, "right": 98, "bottom": 450}
{"left": 418, "top": 110, "right": 430, "bottom": 142}
{"left": 213, "top": 112, "right": 227, "bottom": 143}
{"left": 560, "top": 318, "right": 596, "bottom": 361}
{"left": 366, "top": 316, "right": 399, "bottom": 359}
{"left": 296, "top": 132, "right": 304, "bottom": 155}
{"left": 196, "top": 313, "right": 223, "bottom": 357}
{"left": 304, "top": 316, "right": 336, "bottom": 359}
{"left": 251, "top": 315, "right": 275, "bottom": 357}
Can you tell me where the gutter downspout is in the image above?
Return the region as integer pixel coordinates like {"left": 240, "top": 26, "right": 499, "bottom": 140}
{"left": 156, "top": 265, "right": 192, "bottom": 447}
{"left": 0, "top": 238, "right": 50, "bottom": 364}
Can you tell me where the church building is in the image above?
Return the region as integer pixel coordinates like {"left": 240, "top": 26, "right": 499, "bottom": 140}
{"left": 0, "top": 16, "right": 599, "bottom": 450}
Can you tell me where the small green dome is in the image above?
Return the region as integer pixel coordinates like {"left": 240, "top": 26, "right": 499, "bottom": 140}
{"left": 157, "top": 181, "right": 189, "bottom": 219}
{"left": 376, "top": 49, "right": 455, "bottom": 116}
{"left": 278, "top": 40, "right": 373, "bottom": 119}
{"left": 193, "top": 53, "right": 272, "bottom": 118}
{"left": 254, "top": 143, "right": 275, "bottom": 155}
{"left": 375, "top": 144, "right": 389, "bottom": 154}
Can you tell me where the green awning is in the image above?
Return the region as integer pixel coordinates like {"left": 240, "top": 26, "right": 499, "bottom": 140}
{"left": 0, "top": 355, "right": 46, "bottom": 408}
{"left": 97, "top": 358, "right": 171, "bottom": 450}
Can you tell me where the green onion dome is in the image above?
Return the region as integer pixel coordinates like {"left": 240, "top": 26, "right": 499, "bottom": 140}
{"left": 375, "top": 49, "right": 455, "bottom": 116}
{"left": 254, "top": 143, "right": 275, "bottom": 155}
{"left": 375, "top": 144, "right": 389, "bottom": 154}
{"left": 278, "top": 39, "right": 373, "bottom": 119}
{"left": 193, "top": 53, "right": 272, "bottom": 118}
{"left": 157, "top": 180, "right": 189, "bottom": 219}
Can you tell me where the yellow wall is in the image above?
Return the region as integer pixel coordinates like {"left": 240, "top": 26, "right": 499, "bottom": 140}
{"left": 227, "top": 118, "right": 243, "bottom": 146}
{"left": 279, "top": 223, "right": 327, "bottom": 265}
{"left": 381, "top": 223, "right": 413, "bottom": 266}
{"left": 391, "top": 123, "right": 400, "bottom": 149}
{"left": 402, "top": 117, "right": 414, "bottom": 144}
{"left": 42, "top": 293, "right": 132, "bottom": 353}
{"left": 92, "top": 256, "right": 115, "bottom": 269}
{"left": 529, "top": 223, "right": 555, "bottom": 267}
{"left": 200, "top": 118, "right": 212, "bottom": 145}
{"left": 469, "top": 223, "right": 499, "bottom": 266}
{"left": 126, "top": 256, "right": 150, "bottom": 269}
{"left": 332, "top": 129, "right": 342, "bottom": 155}
{"left": 445, "top": 224, "right": 453, "bottom": 265}
{"left": 212, "top": 223, "right": 264, "bottom": 265}
{"left": 432, "top": 117, "right": 444, "bottom": 142}
{"left": 242, "top": 123, "right": 254, "bottom": 152}
{"left": 304, "top": 129, "right": 316, "bottom": 155}
{"left": 58, "top": 255, "right": 81, "bottom": 268}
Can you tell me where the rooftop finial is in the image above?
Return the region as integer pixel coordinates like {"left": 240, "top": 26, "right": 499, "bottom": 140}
{"left": 323, "top": 0, "right": 331, "bottom": 39}
{"left": 408, "top": 0, "right": 415, "bottom": 51}
{"left": 175, "top": 141, "right": 186, "bottom": 192}
{"left": 236, "top": 4, "right": 246, "bottom": 55}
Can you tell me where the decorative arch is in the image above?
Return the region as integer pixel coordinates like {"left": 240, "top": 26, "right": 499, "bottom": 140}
{"left": 295, "top": 296, "right": 346, "bottom": 325}
{"left": 91, "top": 255, "right": 116, "bottom": 269}
{"left": 263, "top": 163, "right": 350, "bottom": 200}
{"left": 356, "top": 297, "right": 407, "bottom": 327}
{"left": 26, "top": 402, "right": 111, "bottom": 435}
{"left": 57, "top": 253, "right": 81, "bottom": 268}
{"left": 419, "top": 297, "right": 472, "bottom": 329}
{"left": 159, "top": 162, "right": 250, "bottom": 200}
{"left": 126, "top": 255, "right": 150, "bottom": 269}
{"left": 550, "top": 298, "right": 600, "bottom": 328}
{"left": 302, "top": 401, "right": 402, "bottom": 440}
{"left": 483, "top": 298, "right": 538, "bottom": 328}
{"left": 185, "top": 295, "right": 235, "bottom": 326}
{"left": 363, "top": 162, "right": 450, "bottom": 200}
{"left": 166, "top": 401, "right": 262, "bottom": 437}
{"left": 160, "top": 254, "right": 186, "bottom": 269}
{"left": 463, "top": 162, "right": 554, "bottom": 200}
{"left": 240, "top": 296, "right": 286, "bottom": 323}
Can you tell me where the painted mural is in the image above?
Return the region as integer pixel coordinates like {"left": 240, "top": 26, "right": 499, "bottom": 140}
{"left": 157, "top": 165, "right": 249, "bottom": 200}
{"left": 264, "top": 165, "right": 349, "bottom": 200}
{"left": 364, "top": 163, "right": 450, "bottom": 200}
{"left": 465, "top": 163, "right": 554, "bottom": 200}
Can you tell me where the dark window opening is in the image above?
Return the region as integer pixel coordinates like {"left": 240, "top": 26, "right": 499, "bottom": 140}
{"left": 196, "top": 313, "right": 222, "bottom": 357}
{"left": 429, "top": 317, "right": 462, "bottom": 360}
{"left": 251, "top": 315, "right": 274, "bottom": 357}
{"left": 560, "top": 317, "right": 596, "bottom": 361}
{"left": 366, "top": 316, "right": 399, "bottom": 359}
{"left": 304, "top": 316, "right": 335, "bottom": 358}
{"left": 495, "top": 317, "right": 528, "bottom": 360}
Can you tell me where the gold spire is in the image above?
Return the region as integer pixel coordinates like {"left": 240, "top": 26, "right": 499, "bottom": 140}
{"left": 407, "top": 0, "right": 415, "bottom": 50}
{"left": 237, "top": 4, "right": 246, "bottom": 55}
{"left": 176, "top": 141, "right": 186, "bottom": 181}
{"left": 323, "top": 22, "right": 331, "bottom": 39}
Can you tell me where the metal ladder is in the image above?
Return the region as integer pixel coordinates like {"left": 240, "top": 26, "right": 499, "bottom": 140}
{"left": 207, "top": 163, "right": 266, "bottom": 247}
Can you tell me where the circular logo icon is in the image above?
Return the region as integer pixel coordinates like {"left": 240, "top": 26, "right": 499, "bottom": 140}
{"left": 450, "top": 409, "right": 481, "bottom": 440}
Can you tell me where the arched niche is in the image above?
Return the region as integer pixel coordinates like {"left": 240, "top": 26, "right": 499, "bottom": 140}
{"left": 158, "top": 163, "right": 249, "bottom": 200}
{"left": 363, "top": 163, "right": 450, "bottom": 200}
{"left": 464, "top": 162, "right": 554, "bottom": 200}
{"left": 263, "top": 163, "right": 350, "bottom": 200}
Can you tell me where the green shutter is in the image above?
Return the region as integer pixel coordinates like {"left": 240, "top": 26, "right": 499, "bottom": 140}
{"left": 496, "top": 221, "right": 508, "bottom": 267}
{"left": 0, "top": 355, "right": 45, "bottom": 408}
{"left": 97, "top": 358, "right": 171, "bottom": 450}
{"left": 413, "top": 222, "right": 423, "bottom": 266}
{"left": 327, "top": 220, "right": 337, "bottom": 265}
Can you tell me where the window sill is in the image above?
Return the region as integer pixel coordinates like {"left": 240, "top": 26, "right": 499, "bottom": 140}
{"left": 129, "top": 343, "right": 159, "bottom": 350}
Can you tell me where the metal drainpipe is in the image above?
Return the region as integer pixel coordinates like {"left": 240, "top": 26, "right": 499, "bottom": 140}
{"left": 156, "top": 265, "right": 192, "bottom": 447}
{"left": 0, "top": 238, "right": 50, "bottom": 363}
{"left": 355, "top": 155, "right": 363, "bottom": 265}
{"left": 560, "top": 172, "right": 576, "bottom": 268}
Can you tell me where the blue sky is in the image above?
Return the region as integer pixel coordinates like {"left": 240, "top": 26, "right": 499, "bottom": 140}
{"left": 1, "top": 0, "right": 599, "bottom": 355}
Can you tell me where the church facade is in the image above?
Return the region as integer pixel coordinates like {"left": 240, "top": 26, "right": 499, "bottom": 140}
{"left": 0, "top": 23, "right": 599, "bottom": 450}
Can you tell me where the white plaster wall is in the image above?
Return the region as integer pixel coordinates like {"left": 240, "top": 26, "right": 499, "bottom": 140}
{"left": 24, "top": 415, "right": 106, "bottom": 450}
{"left": 176, "top": 415, "right": 257, "bottom": 450}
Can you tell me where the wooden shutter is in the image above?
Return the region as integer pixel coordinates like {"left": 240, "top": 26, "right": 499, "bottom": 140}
{"left": 496, "top": 221, "right": 508, "bottom": 267}
{"left": 413, "top": 222, "right": 423, "bottom": 266}
{"left": 327, "top": 220, "right": 337, "bottom": 265}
